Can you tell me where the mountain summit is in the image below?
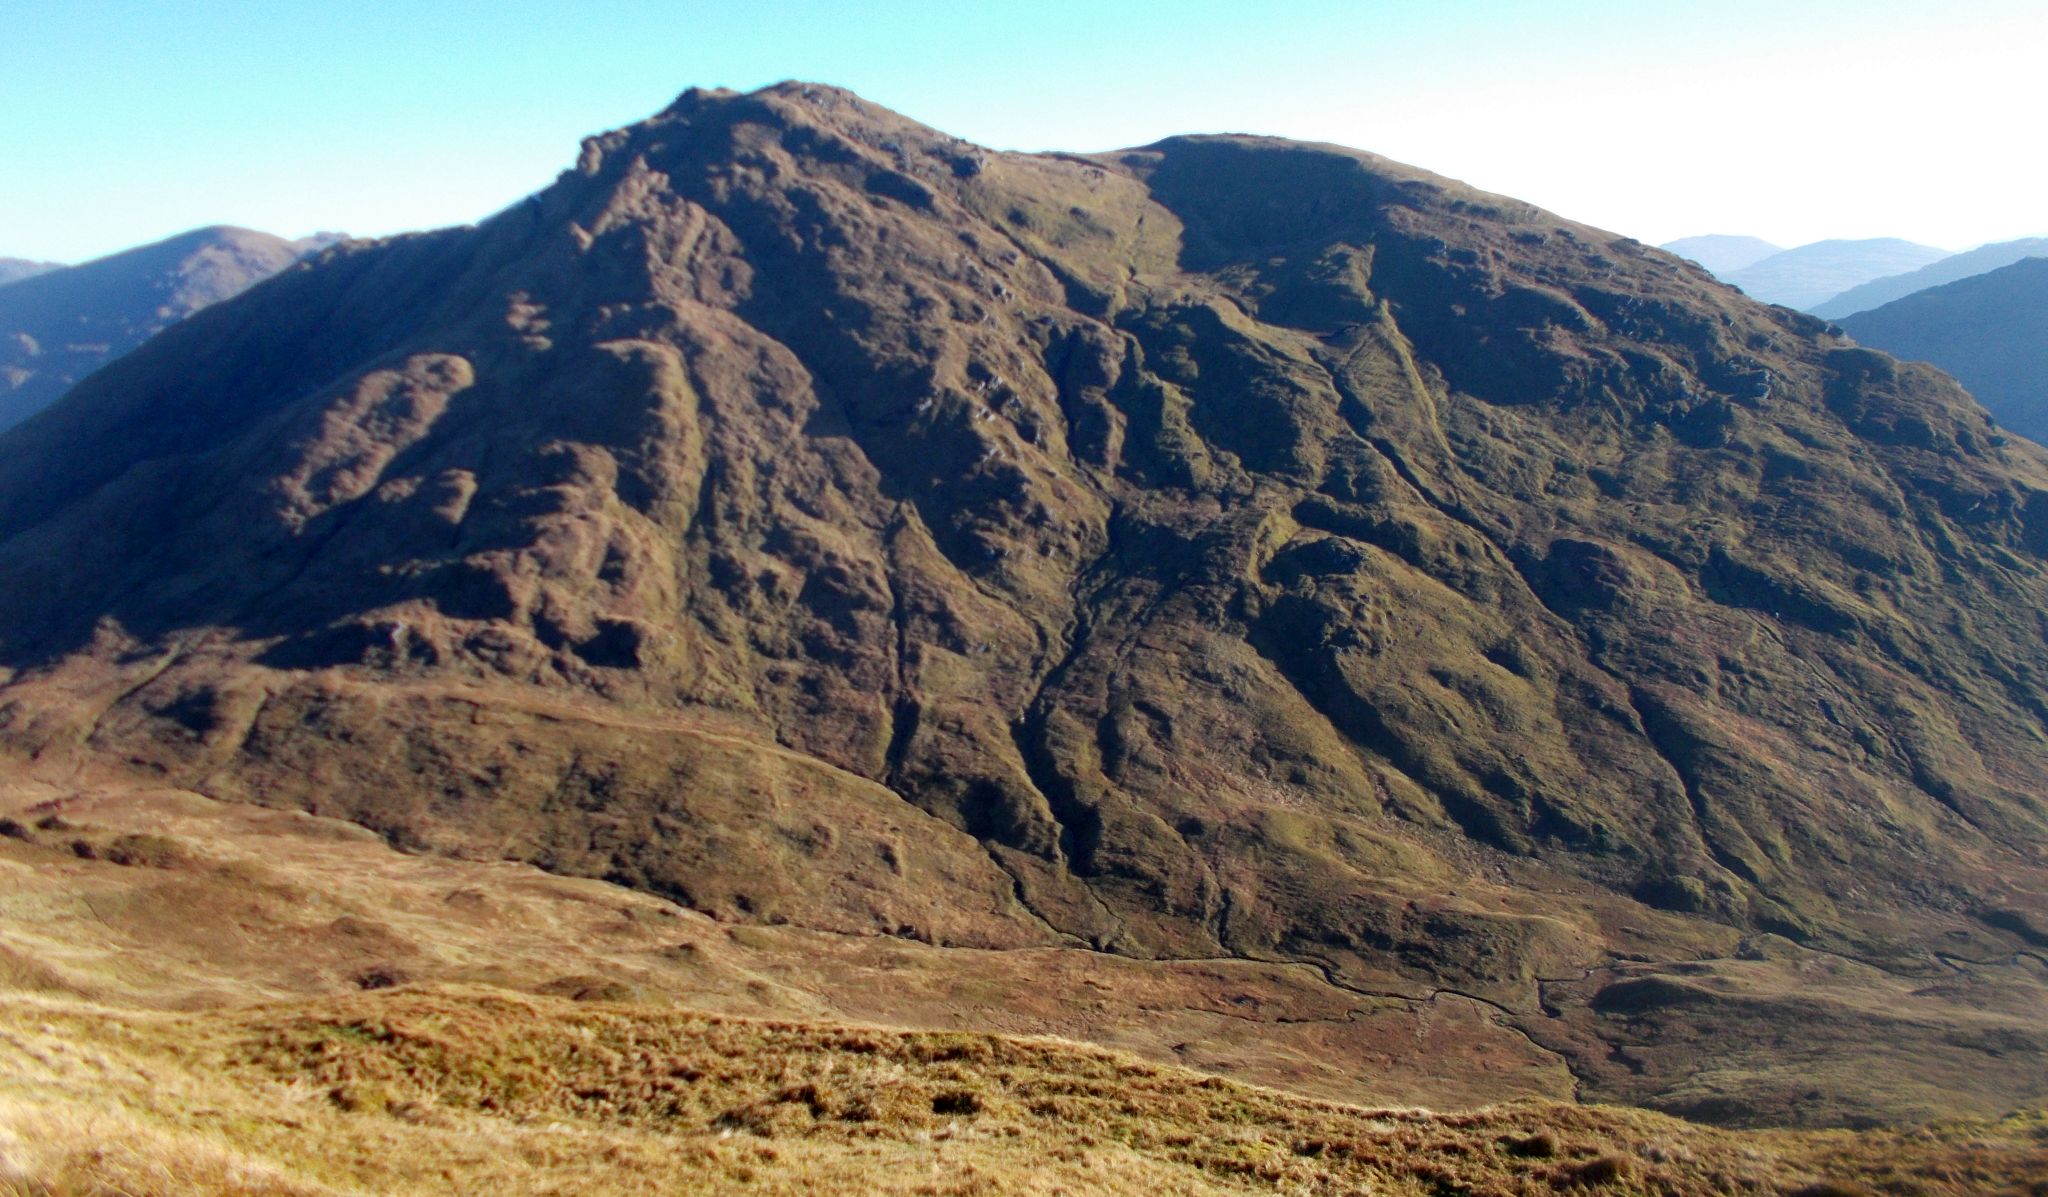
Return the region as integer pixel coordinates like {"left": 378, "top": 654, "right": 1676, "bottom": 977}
{"left": 2, "top": 82, "right": 2045, "bottom": 1126}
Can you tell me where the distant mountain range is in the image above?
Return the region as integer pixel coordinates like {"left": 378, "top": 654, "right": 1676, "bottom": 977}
{"left": 0, "top": 226, "right": 341, "bottom": 432}
{"left": 1717, "top": 238, "right": 1950, "bottom": 309}
{"left": 1660, "top": 234, "right": 1781, "bottom": 275}
{"left": 1661, "top": 233, "right": 2048, "bottom": 319}
{"left": 0, "top": 258, "right": 62, "bottom": 287}
{"left": 1659, "top": 231, "right": 2048, "bottom": 441}
{"left": 1841, "top": 256, "right": 2048, "bottom": 444}
{"left": 1812, "top": 236, "right": 2048, "bottom": 318}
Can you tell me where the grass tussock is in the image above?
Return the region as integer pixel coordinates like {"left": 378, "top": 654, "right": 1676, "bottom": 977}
{"left": 0, "top": 1098, "right": 343, "bottom": 1197}
{"left": 2, "top": 986, "right": 2043, "bottom": 1196}
{"left": 68, "top": 831, "right": 192, "bottom": 868}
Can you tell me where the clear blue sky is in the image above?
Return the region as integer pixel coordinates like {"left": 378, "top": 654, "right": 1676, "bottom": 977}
{"left": 5, "top": 0, "right": 2045, "bottom": 262}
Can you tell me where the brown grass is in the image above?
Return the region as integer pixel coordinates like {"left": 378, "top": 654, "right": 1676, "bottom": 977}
{"left": 2, "top": 776, "right": 2045, "bottom": 1195}
{"left": 0, "top": 779, "right": 1576, "bottom": 1113}
{"left": 2, "top": 986, "right": 2043, "bottom": 1197}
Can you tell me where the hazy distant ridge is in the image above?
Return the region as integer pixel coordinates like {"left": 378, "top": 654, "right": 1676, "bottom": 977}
{"left": 1720, "top": 238, "right": 1949, "bottom": 310}
{"left": 0, "top": 259, "right": 62, "bottom": 287}
{"left": 1812, "top": 236, "right": 2048, "bottom": 318}
{"left": 0, "top": 226, "right": 338, "bottom": 432}
{"left": 1660, "top": 234, "right": 1780, "bottom": 275}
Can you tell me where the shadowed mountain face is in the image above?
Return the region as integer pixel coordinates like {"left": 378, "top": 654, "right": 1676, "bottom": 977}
{"left": 2, "top": 83, "right": 2046, "bottom": 1126}
{"left": 1813, "top": 236, "right": 2048, "bottom": 319}
{"left": 1724, "top": 238, "right": 1950, "bottom": 310}
{"left": 1843, "top": 256, "right": 2048, "bottom": 444}
{"left": 0, "top": 226, "right": 340, "bottom": 432}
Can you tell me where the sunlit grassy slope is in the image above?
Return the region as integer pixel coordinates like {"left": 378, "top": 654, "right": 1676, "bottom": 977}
{"left": 6, "top": 986, "right": 2047, "bottom": 1197}
{"left": 3, "top": 773, "right": 2046, "bottom": 1195}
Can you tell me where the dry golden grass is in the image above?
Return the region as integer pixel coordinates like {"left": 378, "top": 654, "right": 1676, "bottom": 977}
{"left": 0, "top": 775, "right": 1573, "bottom": 1112}
{"left": 2, "top": 986, "right": 2044, "bottom": 1197}
{"left": 3, "top": 771, "right": 2046, "bottom": 1195}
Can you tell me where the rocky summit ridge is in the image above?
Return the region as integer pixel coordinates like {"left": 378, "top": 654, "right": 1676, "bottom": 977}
{"left": 2, "top": 82, "right": 2046, "bottom": 1127}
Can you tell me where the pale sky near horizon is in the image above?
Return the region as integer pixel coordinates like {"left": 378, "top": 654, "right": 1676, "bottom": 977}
{"left": 4, "top": 0, "right": 2045, "bottom": 264}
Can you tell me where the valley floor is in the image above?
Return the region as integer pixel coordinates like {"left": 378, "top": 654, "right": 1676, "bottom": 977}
{"left": 2, "top": 768, "right": 2045, "bottom": 1195}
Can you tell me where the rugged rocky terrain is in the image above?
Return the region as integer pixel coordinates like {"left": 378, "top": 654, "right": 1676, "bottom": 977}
{"left": 2, "top": 81, "right": 2046, "bottom": 1143}
{"left": 1842, "top": 256, "right": 2048, "bottom": 444}
{"left": 0, "top": 225, "right": 341, "bottom": 431}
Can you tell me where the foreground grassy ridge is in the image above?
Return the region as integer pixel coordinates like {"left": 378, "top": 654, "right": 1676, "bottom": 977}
{"left": 3, "top": 988, "right": 2044, "bottom": 1196}
{"left": 0, "top": 783, "right": 1582, "bottom": 1113}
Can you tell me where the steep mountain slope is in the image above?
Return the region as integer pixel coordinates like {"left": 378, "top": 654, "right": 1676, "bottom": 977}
{"left": 1813, "top": 236, "right": 2048, "bottom": 319}
{"left": 1, "top": 82, "right": 2045, "bottom": 1124}
{"left": 0, "top": 226, "right": 339, "bottom": 431}
{"left": 1724, "top": 237, "right": 1949, "bottom": 309}
{"left": 1659, "top": 234, "right": 1779, "bottom": 275}
{"left": 1842, "top": 256, "right": 2048, "bottom": 443}
{"left": 0, "top": 258, "right": 61, "bottom": 287}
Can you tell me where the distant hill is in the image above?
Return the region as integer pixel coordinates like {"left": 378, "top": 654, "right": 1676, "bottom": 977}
{"left": 1659, "top": 234, "right": 1780, "bottom": 275}
{"left": 1722, "top": 238, "right": 1949, "bottom": 310}
{"left": 0, "top": 226, "right": 337, "bottom": 432}
{"left": 1841, "top": 256, "right": 2048, "bottom": 443}
{"left": 0, "top": 258, "right": 62, "bottom": 287}
{"left": 293, "top": 230, "right": 351, "bottom": 256}
{"left": 1812, "top": 236, "right": 2048, "bottom": 318}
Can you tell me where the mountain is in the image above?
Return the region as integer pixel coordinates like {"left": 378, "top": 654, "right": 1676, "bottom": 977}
{"left": 1841, "top": 256, "right": 2048, "bottom": 443}
{"left": 0, "top": 226, "right": 340, "bottom": 432}
{"left": 2, "top": 82, "right": 2047, "bottom": 1136}
{"left": 0, "top": 258, "right": 62, "bottom": 287}
{"left": 1812, "top": 236, "right": 2048, "bottom": 319}
{"left": 1723, "top": 238, "right": 1950, "bottom": 309}
{"left": 1658, "top": 234, "right": 1780, "bottom": 275}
